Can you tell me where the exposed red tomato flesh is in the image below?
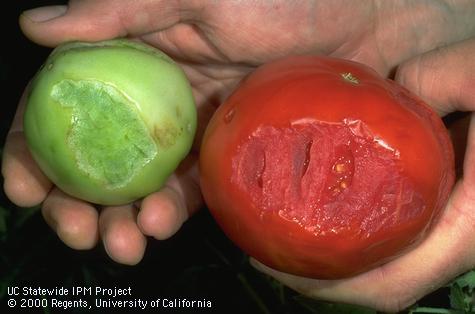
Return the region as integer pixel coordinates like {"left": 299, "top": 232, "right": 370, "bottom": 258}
{"left": 232, "top": 119, "right": 424, "bottom": 238}
{"left": 200, "top": 55, "right": 455, "bottom": 279}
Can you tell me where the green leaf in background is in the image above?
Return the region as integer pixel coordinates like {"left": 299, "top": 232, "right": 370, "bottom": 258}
{"left": 453, "top": 270, "right": 475, "bottom": 293}
{"left": 408, "top": 271, "right": 475, "bottom": 314}
{"left": 450, "top": 270, "right": 475, "bottom": 312}
{"left": 450, "top": 283, "right": 469, "bottom": 312}
{"left": 449, "top": 284, "right": 465, "bottom": 310}
{"left": 408, "top": 307, "right": 466, "bottom": 313}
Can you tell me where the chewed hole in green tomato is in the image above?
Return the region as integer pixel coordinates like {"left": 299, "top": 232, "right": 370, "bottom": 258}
{"left": 24, "top": 39, "right": 197, "bottom": 205}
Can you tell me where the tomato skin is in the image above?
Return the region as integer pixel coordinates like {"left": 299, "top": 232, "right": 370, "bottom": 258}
{"left": 200, "top": 56, "right": 455, "bottom": 279}
{"left": 24, "top": 39, "right": 196, "bottom": 205}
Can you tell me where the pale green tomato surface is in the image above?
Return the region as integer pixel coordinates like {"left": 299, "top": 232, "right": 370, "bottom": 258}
{"left": 24, "top": 39, "right": 197, "bottom": 205}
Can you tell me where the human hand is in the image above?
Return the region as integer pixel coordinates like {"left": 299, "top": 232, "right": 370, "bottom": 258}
{"left": 3, "top": 0, "right": 474, "bottom": 266}
{"left": 252, "top": 37, "right": 475, "bottom": 313}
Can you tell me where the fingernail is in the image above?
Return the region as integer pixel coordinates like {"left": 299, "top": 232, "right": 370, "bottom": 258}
{"left": 22, "top": 5, "right": 67, "bottom": 23}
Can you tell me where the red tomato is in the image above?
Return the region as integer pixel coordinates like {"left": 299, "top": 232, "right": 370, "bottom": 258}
{"left": 199, "top": 56, "right": 455, "bottom": 279}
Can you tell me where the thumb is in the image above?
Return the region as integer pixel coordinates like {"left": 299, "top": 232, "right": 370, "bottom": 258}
{"left": 19, "top": 1, "right": 187, "bottom": 47}
{"left": 395, "top": 38, "right": 475, "bottom": 183}
{"left": 19, "top": 4, "right": 123, "bottom": 47}
{"left": 395, "top": 38, "right": 475, "bottom": 116}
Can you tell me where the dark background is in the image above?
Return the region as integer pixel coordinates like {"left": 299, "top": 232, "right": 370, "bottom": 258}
{"left": 0, "top": 1, "right": 454, "bottom": 314}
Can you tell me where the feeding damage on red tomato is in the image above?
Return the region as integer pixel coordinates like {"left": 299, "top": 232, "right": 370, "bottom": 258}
{"left": 232, "top": 118, "right": 424, "bottom": 238}
{"left": 200, "top": 55, "right": 455, "bottom": 279}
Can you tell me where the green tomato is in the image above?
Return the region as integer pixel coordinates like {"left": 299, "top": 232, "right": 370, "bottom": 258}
{"left": 24, "top": 39, "right": 197, "bottom": 205}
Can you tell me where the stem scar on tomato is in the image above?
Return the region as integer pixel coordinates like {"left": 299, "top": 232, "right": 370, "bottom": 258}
{"left": 341, "top": 72, "right": 359, "bottom": 84}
